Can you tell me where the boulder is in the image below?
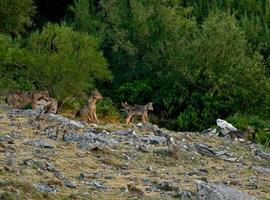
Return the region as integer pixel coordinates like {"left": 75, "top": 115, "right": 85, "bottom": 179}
{"left": 216, "top": 119, "right": 237, "bottom": 136}
{"left": 33, "top": 183, "right": 58, "bottom": 193}
{"left": 255, "top": 150, "right": 270, "bottom": 162}
{"left": 25, "top": 140, "right": 54, "bottom": 148}
{"left": 196, "top": 180, "right": 257, "bottom": 200}
{"left": 194, "top": 143, "right": 216, "bottom": 157}
{"left": 253, "top": 166, "right": 270, "bottom": 176}
{"left": 47, "top": 114, "right": 85, "bottom": 129}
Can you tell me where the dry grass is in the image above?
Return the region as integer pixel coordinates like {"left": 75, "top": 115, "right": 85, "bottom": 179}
{"left": 0, "top": 107, "right": 270, "bottom": 199}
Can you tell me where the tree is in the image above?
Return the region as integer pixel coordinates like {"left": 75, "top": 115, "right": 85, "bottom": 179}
{"left": 175, "top": 12, "right": 270, "bottom": 130}
{"left": 0, "top": 0, "right": 35, "bottom": 36}
{"left": 23, "top": 23, "right": 111, "bottom": 101}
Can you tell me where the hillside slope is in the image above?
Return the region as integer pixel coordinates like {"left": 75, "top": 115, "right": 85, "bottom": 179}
{"left": 0, "top": 104, "right": 269, "bottom": 199}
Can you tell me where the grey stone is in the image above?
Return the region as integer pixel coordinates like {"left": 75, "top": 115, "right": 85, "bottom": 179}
{"left": 194, "top": 143, "right": 217, "bottom": 157}
{"left": 177, "top": 190, "right": 194, "bottom": 200}
{"left": 196, "top": 180, "right": 257, "bottom": 200}
{"left": 141, "top": 135, "right": 166, "bottom": 145}
{"left": 63, "top": 179, "right": 77, "bottom": 189}
{"left": 8, "top": 109, "right": 44, "bottom": 117}
{"left": 253, "top": 166, "right": 270, "bottom": 176}
{"left": 47, "top": 114, "right": 85, "bottom": 128}
{"left": 255, "top": 150, "right": 270, "bottom": 161}
{"left": 155, "top": 181, "right": 179, "bottom": 191}
{"left": 89, "top": 180, "right": 109, "bottom": 192}
{"left": 26, "top": 140, "right": 54, "bottom": 148}
{"left": 137, "top": 144, "right": 150, "bottom": 153}
{"left": 114, "top": 129, "right": 137, "bottom": 137}
{"left": 33, "top": 183, "right": 58, "bottom": 193}
{"left": 63, "top": 131, "right": 116, "bottom": 150}
{"left": 104, "top": 175, "right": 115, "bottom": 180}
{"left": 0, "top": 135, "right": 15, "bottom": 143}
{"left": 146, "top": 166, "right": 153, "bottom": 172}
{"left": 23, "top": 159, "right": 57, "bottom": 172}
{"left": 201, "top": 128, "right": 217, "bottom": 136}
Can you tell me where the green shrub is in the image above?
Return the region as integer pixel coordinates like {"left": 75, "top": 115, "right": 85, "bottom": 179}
{"left": 24, "top": 24, "right": 111, "bottom": 101}
{"left": 116, "top": 80, "right": 153, "bottom": 105}
{"left": 227, "top": 115, "right": 270, "bottom": 146}
{"left": 96, "top": 97, "right": 121, "bottom": 123}
{"left": 0, "top": 0, "right": 35, "bottom": 35}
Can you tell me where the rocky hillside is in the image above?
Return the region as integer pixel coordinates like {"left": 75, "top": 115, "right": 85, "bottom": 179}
{"left": 0, "top": 104, "right": 269, "bottom": 200}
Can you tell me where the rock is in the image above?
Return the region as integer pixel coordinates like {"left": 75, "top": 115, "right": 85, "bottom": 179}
{"left": 216, "top": 119, "right": 237, "bottom": 136}
{"left": 196, "top": 180, "right": 257, "bottom": 200}
{"left": 77, "top": 172, "right": 86, "bottom": 181}
{"left": 0, "top": 135, "right": 15, "bottom": 143}
{"left": 89, "top": 180, "right": 109, "bottom": 192}
{"left": 47, "top": 114, "right": 85, "bottom": 129}
{"left": 141, "top": 135, "right": 166, "bottom": 145}
{"left": 63, "top": 131, "right": 116, "bottom": 150}
{"left": 194, "top": 143, "right": 217, "bottom": 157}
{"left": 135, "top": 123, "right": 158, "bottom": 131}
{"left": 123, "top": 154, "right": 131, "bottom": 160}
{"left": 153, "top": 128, "right": 169, "bottom": 137}
{"left": 54, "top": 171, "right": 66, "bottom": 180}
{"left": 227, "top": 179, "right": 241, "bottom": 186}
{"left": 6, "top": 157, "right": 16, "bottom": 166}
{"left": 23, "top": 159, "right": 58, "bottom": 172}
{"left": 104, "top": 175, "right": 115, "bottom": 180}
{"left": 33, "top": 183, "right": 58, "bottom": 193}
{"left": 25, "top": 140, "right": 54, "bottom": 148}
{"left": 222, "top": 157, "right": 238, "bottom": 162}
{"left": 216, "top": 150, "right": 238, "bottom": 162}
{"left": 177, "top": 190, "right": 194, "bottom": 200}
{"left": 255, "top": 150, "right": 270, "bottom": 161}
{"left": 146, "top": 166, "right": 153, "bottom": 172}
{"left": 114, "top": 129, "right": 137, "bottom": 137}
{"left": 201, "top": 128, "right": 217, "bottom": 136}
{"left": 8, "top": 109, "right": 44, "bottom": 117}
{"left": 155, "top": 181, "right": 179, "bottom": 191}
{"left": 63, "top": 179, "right": 77, "bottom": 189}
{"left": 137, "top": 144, "right": 150, "bottom": 153}
{"left": 253, "top": 166, "right": 270, "bottom": 176}
{"left": 247, "top": 176, "right": 258, "bottom": 189}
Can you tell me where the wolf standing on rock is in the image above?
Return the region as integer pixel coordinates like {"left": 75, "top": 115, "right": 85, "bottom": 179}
{"left": 76, "top": 89, "right": 103, "bottom": 123}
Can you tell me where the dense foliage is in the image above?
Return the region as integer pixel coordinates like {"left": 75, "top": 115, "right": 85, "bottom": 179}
{"left": 0, "top": 0, "right": 35, "bottom": 36}
{"left": 0, "top": 0, "right": 270, "bottom": 137}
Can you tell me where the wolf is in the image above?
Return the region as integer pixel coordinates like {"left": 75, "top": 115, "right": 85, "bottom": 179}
{"left": 76, "top": 90, "right": 103, "bottom": 123}
{"left": 228, "top": 126, "right": 255, "bottom": 141}
{"left": 43, "top": 98, "right": 58, "bottom": 114}
{"left": 5, "top": 90, "right": 49, "bottom": 109}
{"left": 165, "top": 134, "right": 178, "bottom": 157}
{"left": 121, "top": 102, "right": 153, "bottom": 125}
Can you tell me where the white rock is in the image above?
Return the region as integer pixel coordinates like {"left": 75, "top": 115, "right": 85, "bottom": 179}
{"left": 216, "top": 119, "right": 237, "bottom": 135}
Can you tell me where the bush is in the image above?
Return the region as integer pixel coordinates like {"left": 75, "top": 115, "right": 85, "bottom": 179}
{"left": 96, "top": 97, "right": 121, "bottom": 123}
{"left": 0, "top": 0, "right": 35, "bottom": 35}
{"left": 0, "top": 34, "right": 32, "bottom": 94}
{"left": 227, "top": 115, "right": 270, "bottom": 146}
{"left": 22, "top": 23, "right": 111, "bottom": 101}
{"left": 116, "top": 80, "right": 152, "bottom": 104}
